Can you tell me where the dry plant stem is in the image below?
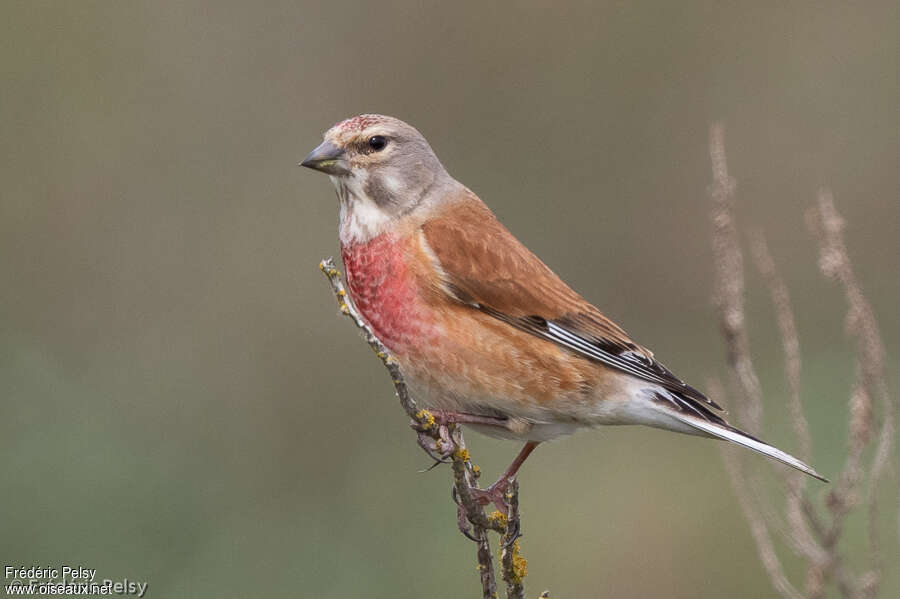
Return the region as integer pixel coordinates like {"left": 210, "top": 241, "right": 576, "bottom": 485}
{"left": 749, "top": 232, "right": 826, "bottom": 565}
{"left": 319, "top": 258, "right": 529, "bottom": 599}
{"left": 708, "top": 125, "right": 895, "bottom": 599}
{"left": 749, "top": 230, "right": 812, "bottom": 463}
{"left": 709, "top": 123, "right": 765, "bottom": 435}
{"left": 807, "top": 190, "right": 894, "bottom": 598}
{"left": 709, "top": 379, "right": 805, "bottom": 599}
{"left": 709, "top": 124, "right": 803, "bottom": 599}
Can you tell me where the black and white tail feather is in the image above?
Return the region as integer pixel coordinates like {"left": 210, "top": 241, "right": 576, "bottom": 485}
{"left": 650, "top": 389, "right": 828, "bottom": 482}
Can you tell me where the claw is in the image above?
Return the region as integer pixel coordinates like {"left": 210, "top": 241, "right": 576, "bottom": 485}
{"left": 502, "top": 522, "right": 522, "bottom": 548}
{"left": 414, "top": 421, "right": 461, "bottom": 465}
{"left": 415, "top": 435, "right": 441, "bottom": 462}
{"left": 415, "top": 428, "right": 456, "bottom": 462}
{"left": 418, "top": 459, "right": 448, "bottom": 473}
{"left": 438, "top": 423, "right": 453, "bottom": 447}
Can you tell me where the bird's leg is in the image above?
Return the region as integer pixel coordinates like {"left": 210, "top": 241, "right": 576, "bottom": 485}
{"left": 409, "top": 412, "right": 537, "bottom": 533}
{"left": 469, "top": 441, "right": 540, "bottom": 516}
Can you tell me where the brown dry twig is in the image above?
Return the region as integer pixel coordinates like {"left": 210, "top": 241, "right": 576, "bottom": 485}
{"left": 707, "top": 124, "right": 895, "bottom": 599}
{"left": 319, "top": 258, "right": 532, "bottom": 599}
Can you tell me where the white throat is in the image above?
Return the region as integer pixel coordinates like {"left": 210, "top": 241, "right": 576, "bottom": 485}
{"left": 331, "top": 175, "right": 393, "bottom": 246}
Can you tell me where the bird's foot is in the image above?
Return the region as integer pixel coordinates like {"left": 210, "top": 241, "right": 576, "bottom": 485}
{"left": 415, "top": 425, "right": 456, "bottom": 464}
{"left": 468, "top": 441, "right": 539, "bottom": 516}
{"left": 468, "top": 476, "right": 514, "bottom": 516}
{"left": 451, "top": 477, "right": 521, "bottom": 543}
{"left": 450, "top": 471, "right": 514, "bottom": 516}
{"left": 410, "top": 415, "right": 457, "bottom": 464}
{"left": 410, "top": 409, "right": 505, "bottom": 465}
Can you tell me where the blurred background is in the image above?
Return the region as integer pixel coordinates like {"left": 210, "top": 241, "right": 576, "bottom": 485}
{"left": 2, "top": 1, "right": 897, "bottom": 597}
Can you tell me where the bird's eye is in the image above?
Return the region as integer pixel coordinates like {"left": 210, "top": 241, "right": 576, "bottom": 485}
{"left": 367, "top": 135, "right": 387, "bottom": 151}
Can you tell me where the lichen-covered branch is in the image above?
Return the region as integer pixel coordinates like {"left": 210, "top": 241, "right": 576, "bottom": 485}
{"left": 707, "top": 125, "right": 896, "bottom": 599}
{"left": 319, "top": 258, "right": 533, "bottom": 599}
{"left": 500, "top": 479, "right": 527, "bottom": 599}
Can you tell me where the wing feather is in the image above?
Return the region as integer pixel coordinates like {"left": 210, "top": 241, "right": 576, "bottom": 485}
{"left": 422, "top": 195, "right": 721, "bottom": 411}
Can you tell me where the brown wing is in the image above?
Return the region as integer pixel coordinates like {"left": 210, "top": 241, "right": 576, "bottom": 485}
{"left": 422, "top": 194, "right": 719, "bottom": 410}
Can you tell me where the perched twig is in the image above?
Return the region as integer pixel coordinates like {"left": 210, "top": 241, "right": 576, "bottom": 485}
{"left": 449, "top": 434, "right": 499, "bottom": 598}
{"left": 500, "top": 479, "right": 527, "bottom": 599}
{"left": 707, "top": 125, "right": 896, "bottom": 599}
{"left": 319, "top": 258, "right": 531, "bottom": 599}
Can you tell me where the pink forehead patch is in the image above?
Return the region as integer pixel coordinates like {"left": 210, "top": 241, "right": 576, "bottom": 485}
{"left": 334, "top": 114, "right": 387, "bottom": 132}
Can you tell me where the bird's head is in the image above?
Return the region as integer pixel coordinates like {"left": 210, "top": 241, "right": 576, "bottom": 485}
{"left": 301, "top": 114, "right": 457, "bottom": 213}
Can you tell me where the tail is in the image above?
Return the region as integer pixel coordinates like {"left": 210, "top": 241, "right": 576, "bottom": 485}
{"left": 672, "top": 411, "right": 829, "bottom": 482}
{"left": 646, "top": 388, "right": 828, "bottom": 482}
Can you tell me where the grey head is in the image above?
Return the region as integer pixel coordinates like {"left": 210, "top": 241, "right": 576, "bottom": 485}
{"left": 300, "top": 115, "right": 463, "bottom": 226}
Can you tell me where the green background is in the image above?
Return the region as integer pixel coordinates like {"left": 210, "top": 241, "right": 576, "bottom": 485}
{"left": 2, "top": 2, "right": 897, "bottom": 597}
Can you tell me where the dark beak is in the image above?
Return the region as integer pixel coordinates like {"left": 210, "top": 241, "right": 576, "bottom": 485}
{"left": 300, "top": 141, "right": 350, "bottom": 175}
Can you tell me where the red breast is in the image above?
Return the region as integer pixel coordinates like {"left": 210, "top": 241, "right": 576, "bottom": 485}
{"left": 341, "top": 232, "right": 437, "bottom": 354}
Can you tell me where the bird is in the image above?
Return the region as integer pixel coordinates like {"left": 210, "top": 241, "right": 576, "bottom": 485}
{"left": 301, "top": 114, "right": 827, "bottom": 510}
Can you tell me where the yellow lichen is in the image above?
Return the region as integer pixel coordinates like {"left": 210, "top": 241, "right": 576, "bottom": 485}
{"left": 337, "top": 289, "right": 346, "bottom": 297}
{"left": 487, "top": 511, "right": 508, "bottom": 527}
{"left": 415, "top": 409, "right": 436, "bottom": 430}
{"left": 505, "top": 540, "right": 528, "bottom": 585}
{"left": 453, "top": 448, "right": 470, "bottom": 462}
{"left": 472, "top": 464, "right": 481, "bottom": 477}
